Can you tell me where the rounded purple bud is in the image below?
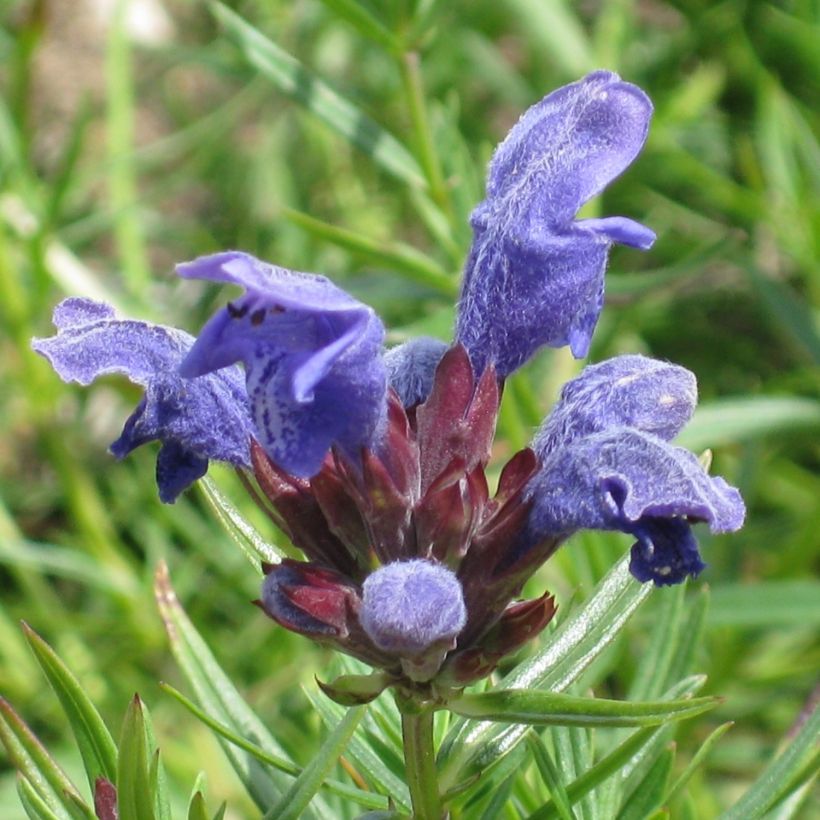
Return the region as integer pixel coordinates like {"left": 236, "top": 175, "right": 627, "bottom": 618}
{"left": 360, "top": 560, "right": 467, "bottom": 655}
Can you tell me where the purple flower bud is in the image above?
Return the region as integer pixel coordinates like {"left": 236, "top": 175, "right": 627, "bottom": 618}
{"left": 456, "top": 71, "right": 655, "bottom": 377}
{"left": 360, "top": 560, "right": 466, "bottom": 655}
{"left": 177, "top": 252, "right": 388, "bottom": 478}
{"left": 524, "top": 428, "right": 745, "bottom": 585}
{"left": 384, "top": 337, "right": 448, "bottom": 408}
{"left": 534, "top": 355, "right": 698, "bottom": 458}
{"left": 32, "top": 297, "right": 252, "bottom": 503}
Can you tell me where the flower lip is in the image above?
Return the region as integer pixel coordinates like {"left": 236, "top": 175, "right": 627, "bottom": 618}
{"left": 31, "top": 296, "right": 253, "bottom": 503}
{"left": 175, "top": 251, "right": 388, "bottom": 479}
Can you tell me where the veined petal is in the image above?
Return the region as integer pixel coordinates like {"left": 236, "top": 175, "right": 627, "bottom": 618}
{"left": 534, "top": 355, "right": 698, "bottom": 457}
{"left": 32, "top": 297, "right": 252, "bottom": 502}
{"left": 178, "top": 252, "right": 388, "bottom": 478}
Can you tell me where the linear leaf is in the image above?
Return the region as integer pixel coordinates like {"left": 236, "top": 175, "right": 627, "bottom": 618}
{"left": 615, "top": 745, "right": 674, "bottom": 820}
{"left": 526, "top": 733, "right": 576, "bottom": 820}
{"left": 447, "top": 689, "right": 718, "bottom": 728}
{"left": 16, "top": 776, "right": 62, "bottom": 820}
{"left": 720, "top": 706, "right": 820, "bottom": 819}
{"left": 154, "top": 561, "right": 327, "bottom": 817}
{"left": 210, "top": 2, "right": 426, "bottom": 189}
{"left": 526, "top": 727, "right": 661, "bottom": 820}
{"left": 439, "top": 555, "right": 652, "bottom": 787}
{"left": 117, "top": 696, "right": 156, "bottom": 820}
{"left": 0, "top": 698, "right": 92, "bottom": 820}
{"left": 303, "top": 686, "right": 410, "bottom": 811}
{"left": 20, "top": 623, "right": 118, "bottom": 791}
{"left": 263, "top": 707, "right": 364, "bottom": 820}
{"left": 161, "top": 683, "right": 387, "bottom": 811}
{"left": 198, "top": 476, "right": 282, "bottom": 569}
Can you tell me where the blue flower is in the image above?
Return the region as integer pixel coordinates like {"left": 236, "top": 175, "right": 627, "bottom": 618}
{"left": 523, "top": 356, "right": 745, "bottom": 585}
{"left": 179, "top": 252, "right": 388, "bottom": 478}
{"left": 32, "top": 298, "right": 252, "bottom": 503}
{"left": 456, "top": 71, "right": 656, "bottom": 377}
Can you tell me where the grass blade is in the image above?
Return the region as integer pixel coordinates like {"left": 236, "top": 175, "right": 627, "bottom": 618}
{"left": 210, "top": 2, "right": 426, "bottom": 189}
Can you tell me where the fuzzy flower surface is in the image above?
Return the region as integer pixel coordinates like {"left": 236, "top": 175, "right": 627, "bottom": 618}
{"left": 523, "top": 356, "right": 745, "bottom": 585}
{"left": 456, "top": 70, "right": 656, "bottom": 377}
{"left": 32, "top": 298, "right": 252, "bottom": 502}
{"left": 32, "top": 72, "right": 747, "bottom": 691}
{"left": 178, "top": 252, "right": 388, "bottom": 478}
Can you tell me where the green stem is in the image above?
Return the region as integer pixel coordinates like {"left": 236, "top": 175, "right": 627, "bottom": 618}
{"left": 401, "top": 708, "right": 442, "bottom": 820}
{"left": 399, "top": 51, "right": 451, "bottom": 217}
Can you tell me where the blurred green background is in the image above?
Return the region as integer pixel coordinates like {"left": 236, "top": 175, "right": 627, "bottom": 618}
{"left": 1, "top": 0, "right": 818, "bottom": 816}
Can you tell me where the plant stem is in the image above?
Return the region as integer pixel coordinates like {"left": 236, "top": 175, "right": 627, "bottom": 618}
{"left": 399, "top": 51, "right": 451, "bottom": 218}
{"left": 401, "top": 707, "right": 442, "bottom": 820}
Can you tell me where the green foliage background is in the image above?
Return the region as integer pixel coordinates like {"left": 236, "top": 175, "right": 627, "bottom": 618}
{"left": 0, "top": 0, "right": 818, "bottom": 816}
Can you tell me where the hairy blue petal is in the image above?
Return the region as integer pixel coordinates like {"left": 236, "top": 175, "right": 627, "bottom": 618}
{"left": 178, "top": 252, "right": 388, "bottom": 478}
{"left": 524, "top": 428, "right": 745, "bottom": 584}
{"left": 384, "top": 337, "right": 448, "bottom": 408}
{"left": 534, "top": 355, "right": 697, "bottom": 458}
{"left": 485, "top": 71, "right": 654, "bottom": 222}
{"left": 456, "top": 71, "right": 655, "bottom": 377}
{"left": 32, "top": 297, "right": 252, "bottom": 502}
{"left": 360, "top": 560, "right": 466, "bottom": 655}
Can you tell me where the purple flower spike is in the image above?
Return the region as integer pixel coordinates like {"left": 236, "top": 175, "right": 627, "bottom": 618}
{"left": 524, "top": 428, "right": 745, "bottom": 585}
{"left": 384, "top": 337, "right": 448, "bottom": 408}
{"left": 534, "top": 355, "right": 697, "bottom": 458}
{"left": 177, "top": 252, "right": 388, "bottom": 478}
{"left": 360, "top": 560, "right": 466, "bottom": 655}
{"left": 456, "top": 71, "right": 655, "bottom": 377}
{"left": 32, "top": 297, "right": 252, "bottom": 503}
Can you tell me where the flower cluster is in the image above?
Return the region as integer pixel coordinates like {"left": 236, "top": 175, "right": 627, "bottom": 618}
{"left": 33, "top": 72, "right": 744, "bottom": 692}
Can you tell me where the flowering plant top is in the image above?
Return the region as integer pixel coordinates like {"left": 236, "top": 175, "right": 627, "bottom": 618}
{"left": 33, "top": 71, "right": 744, "bottom": 697}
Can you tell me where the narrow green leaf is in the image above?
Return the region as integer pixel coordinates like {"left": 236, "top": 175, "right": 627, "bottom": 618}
{"left": 117, "top": 695, "right": 156, "bottom": 820}
{"left": 264, "top": 707, "right": 364, "bottom": 820}
{"left": 210, "top": 2, "right": 426, "bottom": 189}
{"left": 616, "top": 745, "right": 674, "bottom": 820}
{"left": 187, "top": 793, "right": 209, "bottom": 820}
{"left": 16, "top": 776, "right": 62, "bottom": 820}
{"left": 21, "top": 622, "right": 118, "bottom": 790}
{"left": 0, "top": 698, "right": 92, "bottom": 819}
{"left": 303, "top": 686, "right": 411, "bottom": 811}
{"left": 526, "top": 727, "right": 662, "bottom": 820}
{"left": 676, "top": 397, "right": 820, "bottom": 451}
{"left": 198, "top": 476, "right": 283, "bottom": 570}
{"left": 160, "top": 683, "right": 387, "bottom": 811}
{"left": 720, "top": 707, "right": 820, "bottom": 819}
{"left": 666, "top": 722, "right": 734, "bottom": 804}
{"left": 526, "top": 733, "right": 576, "bottom": 820}
{"left": 141, "top": 705, "right": 171, "bottom": 820}
{"left": 439, "top": 555, "right": 652, "bottom": 787}
{"left": 154, "top": 562, "right": 326, "bottom": 817}
{"left": 283, "top": 208, "right": 457, "bottom": 295}
{"left": 628, "top": 584, "right": 687, "bottom": 701}
{"left": 447, "top": 689, "right": 717, "bottom": 728}
{"left": 314, "top": 0, "right": 401, "bottom": 51}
